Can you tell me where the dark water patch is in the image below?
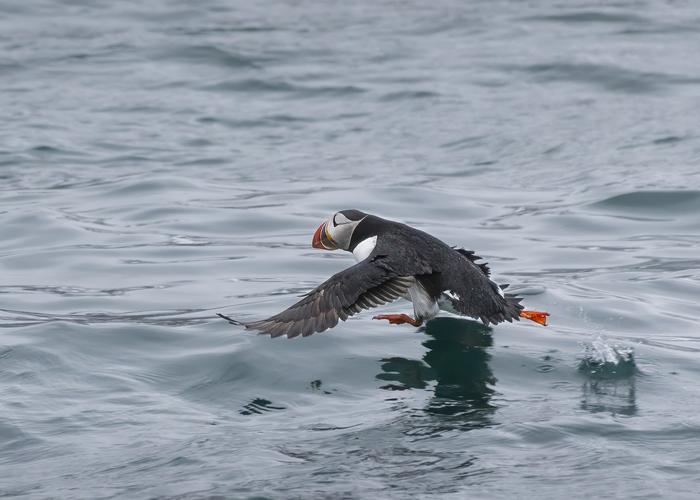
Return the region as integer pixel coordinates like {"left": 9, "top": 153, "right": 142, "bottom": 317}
{"left": 174, "top": 156, "right": 229, "bottom": 167}
{"left": 197, "top": 114, "right": 313, "bottom": 129}
{"left": 0, "top": 344, "right": 71, "bottom": 383}
{"left": 202, "top": 78, "right": 307, "bottom": 93}
{"left": 652, "top": 135, "right": 685, "bottom": 145}
{"left": 505, "top": 62, "right": 700, "bottom": 93}
{"left": 93, "top": 154, "right": 159, "bottom": 165}
{"left": 590, "top": 190, "right": 700, "bottom": 215}
{"left": 265, "top": 114, "right": 313, "bottom": 123}
{"left": 542, "top": 143, "right": 565, "bottom": 155}
{"left": 624, "top": 257, "right": 700, "bottom": 275}
{"left": 328, "top": 112, "right": 369, "bottom": 121}
{"left": 95, "top": 104, "right": 165, "bottom": 114}
{"left": 144, "top": 79, "right": 192, "bottom": 90}
{"left": 616, "top": 23, "right": 700, "bottom": 36}
{"left": 511, "top": 255, "right": 700, "bottom": 282}
{"left": 521, "top": 11, "right": 650, "bottom": 24}
{"left": 155, "top": 44, "right": 262, "bottom": 68}
{"left": 0, "top": 61, "right": 25, "bottom": 75}
{"left": 181, "top": 138, "right": 213, "bottom": 147}
{"left": 439, "top": 135, "right": 487, "bottom": 151}
{"left": 166, "top": 25, "right": 278, "bottom": 36}
{"left": 202, "top": 78, "right": 366, "bottom": 97}
{"left": 379, "top": 90, "right": 439, "bottom": 102}
{"left": 27, "top": 145, "right": 84, "bottom": 156}
{"left": 427, "top": 167, "right": 491, "bottom": 179}
{"left": 0, "top": 421, "right": 45, "bottom": 460}
{"left": 197, "top": 116, "right": 274, "bottom": 129}
{"left": 101, "top": 177, "right": 201, "bottom": 197}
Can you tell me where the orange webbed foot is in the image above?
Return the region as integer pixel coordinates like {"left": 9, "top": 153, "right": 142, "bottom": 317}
{"left": 373, "top": 313, "right": 423, "bottom": 327}
{"left": 519, "top": 310, "right": 550, "bottom": 326}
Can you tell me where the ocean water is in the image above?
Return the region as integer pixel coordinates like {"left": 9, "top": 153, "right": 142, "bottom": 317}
{"left": 2, "top": 0, "right": 700, "bottom": 498}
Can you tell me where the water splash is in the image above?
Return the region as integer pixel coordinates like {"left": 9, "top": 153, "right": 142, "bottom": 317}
{"left": 578, "top": 337, "right": 636, "bottom": 379}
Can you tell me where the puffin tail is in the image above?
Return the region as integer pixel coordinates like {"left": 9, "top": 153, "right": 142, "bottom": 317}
{"left": 519, "top": 309, "right": 550, "bottom": 326}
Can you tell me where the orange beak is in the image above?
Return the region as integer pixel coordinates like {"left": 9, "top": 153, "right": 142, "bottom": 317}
{"left": 312, "top": 223, "right": 324, "bottom": 249}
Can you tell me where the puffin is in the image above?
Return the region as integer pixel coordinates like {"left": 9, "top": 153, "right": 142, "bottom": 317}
{"left": 218, "top": 210, "right": 549, "bottom": 338}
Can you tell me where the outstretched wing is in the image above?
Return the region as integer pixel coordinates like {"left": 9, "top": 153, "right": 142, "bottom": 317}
{"left": 244, "top": 258, "right": 414, "bottom": 338}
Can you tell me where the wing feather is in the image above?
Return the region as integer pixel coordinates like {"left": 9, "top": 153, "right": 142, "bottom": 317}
{"left": 442, "top": 251, "right": 524, "bottom": 325}
{"left": 244, "top": 257, "right": 413, "bottom": 338}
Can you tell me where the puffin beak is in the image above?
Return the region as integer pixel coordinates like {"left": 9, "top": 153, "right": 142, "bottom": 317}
{"left": 312, "top": 223, "right": 324, "bottom": 249}
{"left": 312, "top": 222, "right": 334, "bottom": 250}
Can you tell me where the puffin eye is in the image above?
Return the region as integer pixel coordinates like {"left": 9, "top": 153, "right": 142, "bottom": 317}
{"left": 333, "top": 213, "right": 351, "bottom": 226}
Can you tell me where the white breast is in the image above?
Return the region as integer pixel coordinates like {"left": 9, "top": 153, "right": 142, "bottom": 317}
{"left": 353, "top": 236, "right": 377, "bottom": 262}
{"left": 407, "top": 280, "right": 440, "bottom": 320}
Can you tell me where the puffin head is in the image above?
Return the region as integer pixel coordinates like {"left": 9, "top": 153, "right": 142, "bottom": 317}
{"left": 312, "top": 209, "right": 367, "bottom": 251}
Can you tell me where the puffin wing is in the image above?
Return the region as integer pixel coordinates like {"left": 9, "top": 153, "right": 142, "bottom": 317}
{"left": 244, "top": 259, "right": 414, "bottom": 338}
{"left": 441, "top": 249, "right": 523, "bottom": 325}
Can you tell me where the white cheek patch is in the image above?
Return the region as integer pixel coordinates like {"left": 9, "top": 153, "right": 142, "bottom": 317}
{"left": 328, "top": 223, "right": 351, "bottom": 249}
{"left": 334, "top": 213, "right": 351, "bottom": 225}
{"left": 352, "top": 236, "right": 377, "bottom": 262}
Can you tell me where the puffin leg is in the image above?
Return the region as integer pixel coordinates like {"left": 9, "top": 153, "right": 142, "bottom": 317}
{"left": 519, "top": 309, "right": 550, "bottom": 326}
{"left": 372, "top": 313, "right": 423, "bottom": 327}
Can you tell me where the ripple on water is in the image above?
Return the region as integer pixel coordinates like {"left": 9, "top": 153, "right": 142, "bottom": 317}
{"left": 156, "top": 44, "right": 263, "bottom": 68}
{"left": 505, "top": 62, "right": 698, "bottom": 94}
{"left": 521, "top": 11, "right": 650, "bottom": 25}
{"left": 590, "top": 191, "right": 700, "bottom": 215}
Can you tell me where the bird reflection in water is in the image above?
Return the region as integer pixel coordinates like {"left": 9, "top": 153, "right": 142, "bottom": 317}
{"left": 580, "top": 378, "right": 637, "bottom": 417}
{"left": 377, "top": 317, "right": 496, "bottom": 422}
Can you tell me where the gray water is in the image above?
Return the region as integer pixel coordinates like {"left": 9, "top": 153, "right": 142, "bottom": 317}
{"left": 2, "top": 0, "right": 700, "bottom": 498}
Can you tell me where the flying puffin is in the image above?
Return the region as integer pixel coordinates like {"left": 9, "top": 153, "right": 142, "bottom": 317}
{"left": 219, "top": 210, "right": 549, "bottom": 338}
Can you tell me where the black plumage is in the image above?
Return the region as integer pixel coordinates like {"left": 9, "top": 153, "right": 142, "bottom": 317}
{"left": 234, "top": 213, "right": 525, "bottom": 338}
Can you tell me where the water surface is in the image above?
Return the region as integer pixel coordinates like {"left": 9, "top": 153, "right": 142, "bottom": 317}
{"left": 2, "top": 0, "right": 700, "bottom": 498}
